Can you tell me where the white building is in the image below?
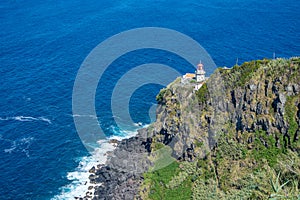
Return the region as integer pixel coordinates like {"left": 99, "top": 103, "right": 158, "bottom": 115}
{"left": 182, "top": 61, "right": 207, "bottom": 90}
{"left": 194, "top": 62, "right": 206, "bottom": 90}
{"left": 196, "top": 63, "right": 206, "bottom": 82}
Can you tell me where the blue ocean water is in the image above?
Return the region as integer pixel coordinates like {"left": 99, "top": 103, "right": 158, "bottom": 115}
{"left": 0, "top": 0, "right": 299, "bottom": 199}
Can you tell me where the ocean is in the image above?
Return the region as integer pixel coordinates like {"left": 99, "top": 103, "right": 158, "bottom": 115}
{"left": 0, "top": 0, "right": 299, "bottom": 199}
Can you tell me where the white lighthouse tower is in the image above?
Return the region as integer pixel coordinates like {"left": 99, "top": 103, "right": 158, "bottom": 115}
{"left": 196, "top": 62, "right": 206, "bottom": 82}
{"left": 194, "top": 62, "right": 206, "bottom": 90}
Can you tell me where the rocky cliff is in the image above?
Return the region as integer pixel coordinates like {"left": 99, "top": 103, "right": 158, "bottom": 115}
{"left": 148, "top": 57, "right": 300, "bottom": 160}
{"left": 90, "top": 57, "right": 300, "bottom": 200}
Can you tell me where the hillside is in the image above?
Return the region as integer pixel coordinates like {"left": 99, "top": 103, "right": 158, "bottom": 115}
{"left": 90, "top": 57, "right": 300, "bottom": 200}
{"left": 138, "top": 57, "right": 300, "bottom": 200}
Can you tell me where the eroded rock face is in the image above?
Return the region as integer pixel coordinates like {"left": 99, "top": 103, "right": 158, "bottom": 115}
{"left": 91, "top": 133, "right": 151, "bottom": 200}
{"left": 150, "top": 78, "right": 299, "bottom": 163}
{"left": 90, "top": 58, "right": 300, "bottom": 199}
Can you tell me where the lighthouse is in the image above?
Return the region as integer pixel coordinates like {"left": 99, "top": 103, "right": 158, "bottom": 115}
{"left": 193, "top": 62, "right": 206, "bottom": 91}
{"left": 196, "top": 62, "right": 206, "bottom": 83}
{"left": 182, "top": 61, "right": 207, "bottom": 90}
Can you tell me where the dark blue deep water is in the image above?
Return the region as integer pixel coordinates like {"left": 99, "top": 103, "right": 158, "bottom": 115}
{"left": 1, "top": 0, "right": 299, "bottom": 199}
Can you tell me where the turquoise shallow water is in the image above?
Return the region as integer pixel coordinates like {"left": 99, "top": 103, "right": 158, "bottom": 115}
{"left": 0, "top": 0, "right": 299, "bottom": 199}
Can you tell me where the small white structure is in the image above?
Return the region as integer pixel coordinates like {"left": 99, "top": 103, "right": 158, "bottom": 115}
{"left": 223, "top": 66, "right": 231, "bottom": 70}
{"left": 196, "top": 62, "right": 206, "bottom": 82}
{"left": 181, "top": 61, "right": 207, "bottom": 90}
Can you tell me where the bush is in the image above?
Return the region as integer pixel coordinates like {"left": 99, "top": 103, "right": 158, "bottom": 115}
{"left": 284, "top": 96, "right": 299, "bottom": 150}
{"left": 143, "top": 161, "right": 193, "bottom": 200}
{"left": 251, "top": 130, "right": 281, "bottom": 167}
{"left": 156, "top": 88, "right": 169, "bottom": 103}
{"left": 195, "top": 83, "right": 208, "bottom": 103}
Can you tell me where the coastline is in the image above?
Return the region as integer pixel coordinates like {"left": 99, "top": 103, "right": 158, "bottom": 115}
{"left": 52, "top": 139, "right": 116, "bottom": 200}
{"left": 52, "top": 126, "right": 148, "bottom": 200}
{"left": 87, "top": 128, "right": 152, "bottom": 200}
{"left": 83, "top": 57, "right": 300, "bottom": 199}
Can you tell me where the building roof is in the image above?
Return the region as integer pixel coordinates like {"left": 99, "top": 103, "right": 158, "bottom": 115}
{"left": 183, "top": 73, "right": 196, "bottom": 78}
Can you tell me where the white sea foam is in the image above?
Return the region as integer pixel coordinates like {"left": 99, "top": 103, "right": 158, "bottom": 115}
{"left": 52, "top": 125, "right": 147, "bottom": 200}
{"left": 52, "top": 138, "right": 117, "bottom": 200}
{"left": 72, "top": 114, "right": 98, "bottom": 119}
{"left": 3, "top": 143, "right": 17, "bottom": 154}
{"left": 0, "top": 116, "right": 52, "bottom": 124}
{"left": 133, "top": 122, "right": 143, "bottom": 127}
{"left": 38, "top": 117, "right": 52, "bottom": 124}
{"left": 2, "top": 136, "right": 34, "bottom": 157}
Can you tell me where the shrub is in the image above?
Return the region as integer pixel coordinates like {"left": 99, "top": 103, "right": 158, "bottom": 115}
{"left": 156, "top": 88, "right": 170, "bottom": 103}
{"left": 195, "top": 83, "right": 208, "bottom": 103}
{"left": 284, "top": 96, "right": 299, "bottom": 150}
{"left": 252, "top": 130, "right": 281, "bottom": 167}
{"left": 143, "top": 161, "right": 193, "bottom": 200}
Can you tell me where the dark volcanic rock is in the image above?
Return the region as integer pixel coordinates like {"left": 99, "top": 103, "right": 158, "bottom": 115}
{"left": 91, "top": 130, "right": 151, "bottom": 200}
{"left": 89, "top": 166, "right": 96, "bottom": 174}
{"left": 89, "top": 58, "right": 300, "bottom": 199}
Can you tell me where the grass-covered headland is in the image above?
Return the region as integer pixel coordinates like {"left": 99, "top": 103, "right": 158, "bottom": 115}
{"left": 138, "top": 58, "right": 300, "bottom": 200}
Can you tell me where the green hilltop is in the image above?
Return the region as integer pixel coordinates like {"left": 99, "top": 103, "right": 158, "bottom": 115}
{"left": 137, "top": 57, "right": 300, "bottom": 200}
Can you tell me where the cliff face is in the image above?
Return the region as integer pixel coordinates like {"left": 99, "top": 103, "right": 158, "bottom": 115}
{"left": 90, "top": 58, "right": 300, "bottom": 200}
{"left": 139, "top": 57, "right": 300, "bottom": 199}
{"left": 221, "top": 58, "right": 300, "bottom": 151}
{"left": 145, "top": 58, "right": 299, "bottom": 161}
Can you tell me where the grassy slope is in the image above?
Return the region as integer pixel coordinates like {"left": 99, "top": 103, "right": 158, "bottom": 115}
{"left": 139, "top": 58, "right": 300, "bottom": 200}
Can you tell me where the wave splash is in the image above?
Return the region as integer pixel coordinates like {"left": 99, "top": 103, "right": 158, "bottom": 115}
{"left": 0, "top": 135, "right": 35, "bottom": 157}
{"left": 52, "top": 124, "right": 147, "bottom": 199}
{"left": 0, "top": 116, "right": 52, "bottom": 124}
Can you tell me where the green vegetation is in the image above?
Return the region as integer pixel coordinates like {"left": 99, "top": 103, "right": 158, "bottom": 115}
{"left": 284, "top": 96, "right": 299, "bottom": 150}
{"left": 190, "top": 79, "right": 196, "bottom": 83}
{"left": 151, "top": 141, "right": 165, "bottom": 151}
{"left": 156, "top": 88, "right": 171, "bottom": 103}
{"left": 141, "top": 161, "right": 193, "bottom": 200}
{"left": 194, "top": 140, "right": 203, "bottom": 148}
{"left": 149, "top": 144, "right": 176, "bottom": 172}
{"left": 223, "top": 58, "right": 300, "bottom": 88}
{"left": 143, "top": 139, "right": 299, "bottom": 199}
{"left": 195, "top": 82, "right": 208, "bottom": 103}
{"left": 140, "top": 58, "right": 300, "bottom": 200}
{"left": 269, "top": 172, "right": 290, "bottom": 199}
{"left": 251, "top": 130, "right": 282, "bottom": 167}
{"left": 194, "top": 131, "right": 299, "bottom": 199}
{"left": 231, "top": 60, "right": 261, "bottom": 86}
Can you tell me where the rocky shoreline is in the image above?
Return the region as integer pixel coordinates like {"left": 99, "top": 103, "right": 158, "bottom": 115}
{"left": 85, "top": 129, "right": 152, "bottom": 200}
{"left": 80, "top": 58, "right": 300, "bottom": 200}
